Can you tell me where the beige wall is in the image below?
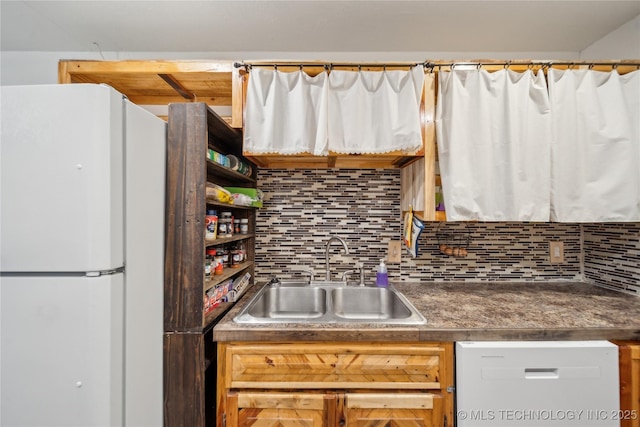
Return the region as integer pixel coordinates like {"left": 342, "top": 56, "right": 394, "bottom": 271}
{"left": 580, "top": 14, "right": 640, "bottom": 59}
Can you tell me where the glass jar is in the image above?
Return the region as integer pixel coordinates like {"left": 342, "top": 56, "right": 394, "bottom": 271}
{"left": 230, "top": 244, "right": 242, "bottom": 268}
{"left": 214, "top": 255, "right": 224, "bottom": 275}
{"left": 219, "top": 246, "right": 230, "bottom": 268}
{"left": 218, "top": 218, "right": 232, "bottom": 238}
{"left": 238, "top": 241, "right": 246, "bottom": 262}
{"left": 205, "top": 209, "right": 218, "bottom": 240}
{"left": 204, "top": 248, "right": 216, "bottom": 278}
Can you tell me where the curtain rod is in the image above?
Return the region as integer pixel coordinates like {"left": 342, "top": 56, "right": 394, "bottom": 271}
{"left": 234, "top": 61, "right": 426, "bottom": 71}
{"left": 426, "top": 60, "right": 640, "bottom": 70}
{"left": 235, "top": 60, "right": 640, "bottom": 72}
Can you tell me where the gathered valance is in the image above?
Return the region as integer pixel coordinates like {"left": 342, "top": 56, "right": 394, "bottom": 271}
{"left": 244, "top": 67, "right": 424, "bottom": 156}
{"left": 435, "top": 67, "right": 640, "bottom": 222}
{"left": 549, "top": 69, "right": 640, "bottom": 222}
{"left": 327, "top": 67, "right": 424, "bottom": 154}
{"left": 244, "top": 68, "right": 329, "bottom": 155}
{"left": 436, "top": 69, "right": 552, "bottom": 221}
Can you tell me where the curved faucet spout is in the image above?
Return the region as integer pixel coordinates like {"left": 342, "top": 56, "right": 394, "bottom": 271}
{"left": 325, "top": 236, "right": 349, "bottom": 281}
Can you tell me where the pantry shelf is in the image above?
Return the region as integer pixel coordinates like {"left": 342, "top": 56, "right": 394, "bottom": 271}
{"left": 205, "top": 199, "right": 258, "bottom": 210}
{"left": 203, "top": 302, "right": 233, "bottom": 332}
{"left": 206, "top": 159, "right": 256, "bottom": 185}
{"left": 204, "top": 261, "right": 254, "bottom": 292}
{"left": 206, "top": 234, "right": 255, "bottom": 247}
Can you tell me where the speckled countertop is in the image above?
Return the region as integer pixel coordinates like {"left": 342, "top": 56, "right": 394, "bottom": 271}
{"left": 212, "top": 281, "right": 640, "bottom": 342}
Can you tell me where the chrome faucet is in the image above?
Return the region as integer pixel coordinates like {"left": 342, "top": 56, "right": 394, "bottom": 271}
{"left": 358, "top": 262, "right": 365, "bottom": 286}
{"left": 342, "top": 262, "right": 365, "bottom": 286}
{"left": 300, "top": 266, "right": 315, "bottom": 284}
{"left": 325, "top": 236, "right": 349, "bottom": 281}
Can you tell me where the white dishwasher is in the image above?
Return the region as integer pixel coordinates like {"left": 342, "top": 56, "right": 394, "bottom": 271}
{"left": 456, "top": 341, "right": 620, "bottom": 426}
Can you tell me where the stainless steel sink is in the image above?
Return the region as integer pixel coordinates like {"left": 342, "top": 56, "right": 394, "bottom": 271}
{"left": 233, "top": 282, "right": 426, "bottom": 324}
{"left": 331, "top": 287, "right": 412, "bottom": 320}
{"left": 246, "top": 287, "right": 327, "bottom": 319}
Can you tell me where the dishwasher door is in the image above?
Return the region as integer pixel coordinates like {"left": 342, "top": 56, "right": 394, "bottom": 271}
{"left": 456, "top": 341, "right": 619, "bottom": 426}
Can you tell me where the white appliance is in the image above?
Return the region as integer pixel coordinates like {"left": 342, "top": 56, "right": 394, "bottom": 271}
{"left": 456, "top": 341, "right": 620, "bottom": 427}
{"left": 1, "top": 84, "right": 166, "bottom": 426}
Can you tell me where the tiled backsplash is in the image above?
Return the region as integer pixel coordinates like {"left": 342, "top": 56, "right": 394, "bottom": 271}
{"left": 255, "top": 169, "right": 402, "bottom": 282}
{"left": 403, "top": 222, "right": 582, "bottom": 282}
{"left": 583, "top": 223, "right": 640, "bottom": 294}
{"left": 255, "top": 169, "right": 587, "bottom": 284}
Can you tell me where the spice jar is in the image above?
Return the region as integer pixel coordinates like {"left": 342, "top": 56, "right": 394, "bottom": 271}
{"left": 220, "top": 212, "right": 233, "bottom": 237}
{"left": 234, "top": 219, "right": 241, "bottom": 234}
{"left": 214, "top": 254, "right": 224, "bottom": 275}
{"left": 205, "top": 209, "right": 218, "bottom": 240}
{"left": 204, "top": 248, "right": 216, "bottom": 278}
{"left": 240, "top": 218, "right": 249, "bottom": 234}
{"left": 218, "top": 218, "right": 231, "bottom": 237}
{"left": 230, "top": 244, "right": 242, "bottom": 268}
{"left": 219, "top": 246, "right": 230, "bottom": 267}
{"left": 238, "top": 241, "right": 246, "bottom": 262}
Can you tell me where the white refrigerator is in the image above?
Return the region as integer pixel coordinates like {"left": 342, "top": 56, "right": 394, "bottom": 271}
{"left": 1, "top": 84, "right": 165, "bottom": 426}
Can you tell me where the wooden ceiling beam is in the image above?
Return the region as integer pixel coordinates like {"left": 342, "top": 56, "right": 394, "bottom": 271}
{"left": 158, "top": 73, "right": 195, "bottom": 101}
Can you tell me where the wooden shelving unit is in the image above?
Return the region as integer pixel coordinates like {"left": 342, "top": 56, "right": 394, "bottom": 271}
{"left": 164, "top": 102, "right": 257, "bottom": 427}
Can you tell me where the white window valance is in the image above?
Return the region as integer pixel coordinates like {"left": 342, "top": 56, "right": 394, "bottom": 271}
{"left": 327, "top": 67, "right": 424, "bottom": 154}
{"left": 548, "top": 69, "right": 640, "bottom": 222}
{"left": 243, "top": 67, "right": 424, "bottom": 156}
{"left": 436, "top": 67, "right": 640, "bottom": 222}
{"left": 244, "top": 67, "right": 329, "bottom": 156}
{"left": 435, "top": 69, "right": 552, "bottom": 221}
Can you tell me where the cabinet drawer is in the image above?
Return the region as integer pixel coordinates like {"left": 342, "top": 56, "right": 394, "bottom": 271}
{"left": 223, "top": 342, "right": 445, "bottom": 390}
{"left": 343, "top": 392, "right": 444, "bottom": 427}
{"left": 227, "top": 391, "right": 334, "bottom": 427}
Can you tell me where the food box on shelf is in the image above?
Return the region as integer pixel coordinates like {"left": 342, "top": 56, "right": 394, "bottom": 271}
{"left": 224, "top": 187, "right": 263, "bottom": 208}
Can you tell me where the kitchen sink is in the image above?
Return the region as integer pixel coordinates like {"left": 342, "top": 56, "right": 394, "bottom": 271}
{"left": 331, "top": 287, "right": 412, "bottom": 320}
{"left": 233, "top": 282, "right": 426, "bottom": 324}
{"left": 246, "top": 286, "right": 327, "bottom": 319}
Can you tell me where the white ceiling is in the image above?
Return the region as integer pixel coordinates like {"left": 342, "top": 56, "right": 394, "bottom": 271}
{"left": 1, "top": 0, "right": 639, "bottom": 55}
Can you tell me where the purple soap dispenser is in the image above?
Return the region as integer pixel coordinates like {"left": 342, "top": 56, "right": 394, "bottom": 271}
{"left": 376, "top": 259, "right": 388, "bottom": 288}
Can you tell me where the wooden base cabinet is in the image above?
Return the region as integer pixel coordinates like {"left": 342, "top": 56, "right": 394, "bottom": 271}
{"left": 615, "top": 341, "right": 640, "bottom": 427}
{"left": 342, "top": 393, "right": 444, "bottom": 427}
{"left": 217, "top": 342, "right": 454, "bottom": 427}
{"left": 224, "top": 391, "right": 443, "bottom": 427}
{"left": 226, "top": 392, "right": 336, "bottom": 427}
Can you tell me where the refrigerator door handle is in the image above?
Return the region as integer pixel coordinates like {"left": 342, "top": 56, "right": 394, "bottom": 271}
{"left": 86, "top": 267, "right": 125, "bottom": 277}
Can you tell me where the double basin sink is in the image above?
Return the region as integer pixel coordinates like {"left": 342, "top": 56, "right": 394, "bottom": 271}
{"left": 233, "top": 280, "right": 426, "bottom": 325}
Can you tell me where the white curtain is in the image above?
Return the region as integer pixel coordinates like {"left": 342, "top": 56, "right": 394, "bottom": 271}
{"left": 435, "top": 69, "right": 552, "bottom": 221}
{"left": 244, "top": 68, "right": 329, "bottom": 155}
{"left": 244, "top": 66, "right": 424, "bottom": 156}
{"left": 327, "top": 67, "right": 424, "bottom": 154}
{"left": 548, "top": 69, "right": 640, "bottom": 222}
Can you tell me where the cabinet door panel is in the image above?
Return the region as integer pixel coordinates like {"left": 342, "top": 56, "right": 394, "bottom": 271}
{"left": 618, "top": 343, "right": 640, "bottom": 427}
{"left": 227, "top": 392, "right": 336, "bottom": 427}
{"left": 343, "top": 393, "right": 443, "bottom": 427}
{"left": 238, "top": 408, "right": 322, "bottom": 427}
{"left": 227, "top": 343, "right": 444, "bottom": 389}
